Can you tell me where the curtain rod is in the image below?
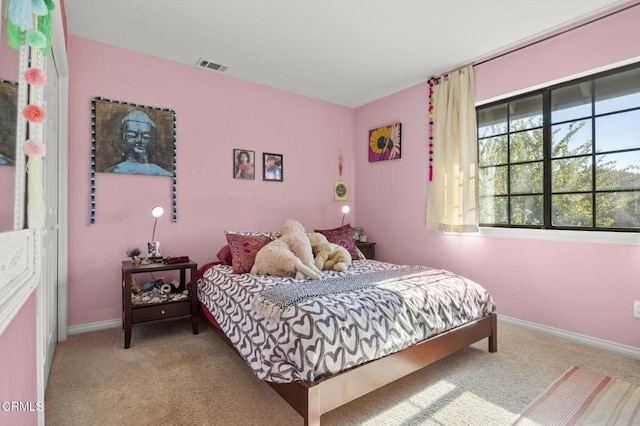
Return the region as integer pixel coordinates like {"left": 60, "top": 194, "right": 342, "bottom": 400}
{"left": 429, "top": 0, "right": 640, "bottom": 83}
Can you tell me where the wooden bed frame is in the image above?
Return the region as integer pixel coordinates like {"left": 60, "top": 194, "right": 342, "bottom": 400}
{"left": 203, "top": 306, "right": 497, "bottom": 426}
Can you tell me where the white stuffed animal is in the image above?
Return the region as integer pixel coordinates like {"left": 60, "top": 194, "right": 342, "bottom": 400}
{"left": 308, "top": 232, "right": 352, "bottom": 272}
{"left": 251, "top": 219, "right": 323, "bottom": 279}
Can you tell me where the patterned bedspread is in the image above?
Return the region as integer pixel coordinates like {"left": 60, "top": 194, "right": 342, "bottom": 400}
{"left": 198, "top": 259, "right": 496, "bottom": 384}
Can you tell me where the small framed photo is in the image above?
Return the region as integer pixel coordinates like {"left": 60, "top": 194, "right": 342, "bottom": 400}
{"left": 147, "top": 241, "right": 161, "bottom": 258}
{"left": 233, "top": 149, "right": 255, "bottom": 180}
{"left": 263, "top": 153, "right": 283, "bottom": 182}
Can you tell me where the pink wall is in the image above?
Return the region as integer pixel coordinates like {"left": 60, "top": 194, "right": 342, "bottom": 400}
{"left": 354, "top": 5, "right": 640, "bottom": 349}
{"left": 67, "top": 36, "right": 355, "bottom": 326}
{"left": 0, "top": 292, "right": 38, "bottom": 426}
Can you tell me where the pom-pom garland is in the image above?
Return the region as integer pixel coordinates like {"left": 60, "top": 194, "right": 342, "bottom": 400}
{"left": 23, "top": 139, "right": 47, "bottom": 157}
{"left": 8, "top": 0, "right": 34, "bottom": 31}
{"left": 31, "top": 0, "right": 49, "bottom": 16}
{"left": 25, "top": 29, "right": 47, "bottom": 48}
{"left": 23, "top": 104, "right": 47, "bottom": 123}
{"left": 24, "top": 68, "right": 48, "bottom": 86}
{"left": 428, "top": 78, "right": 435, "bottom": 181}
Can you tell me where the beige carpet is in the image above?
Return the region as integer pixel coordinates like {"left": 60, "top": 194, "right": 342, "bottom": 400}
{"left": 513, "top": 366, "right": 640, "bottom": 425}
{"left": 45, "top": 319, "right": 640, "bottom": 426}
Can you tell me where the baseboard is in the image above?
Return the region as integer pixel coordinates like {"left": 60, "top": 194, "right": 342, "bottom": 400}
{"left": 498, "top": 315, "right": 640, "bottom": 359}
{"left": 67, "top": 318, "right": 121, "bottom": 335}
{"left": 67, "top": 315, "right": 640, "bottom": 359}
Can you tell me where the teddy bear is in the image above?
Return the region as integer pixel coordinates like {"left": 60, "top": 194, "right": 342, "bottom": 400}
{"left": 250, "top": 219, "right": 323, "bottom": 279}
{"left": 308, "top": 232, "right": 352, "bottom": 272}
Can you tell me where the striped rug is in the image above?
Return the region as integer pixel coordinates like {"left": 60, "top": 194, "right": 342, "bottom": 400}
{"left": 513, "top": 366, "right": 640, "bottom": 425}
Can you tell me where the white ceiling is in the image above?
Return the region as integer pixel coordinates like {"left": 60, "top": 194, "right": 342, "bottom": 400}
{"left": 64, "top": 0, "right": 633, "bottom": 108}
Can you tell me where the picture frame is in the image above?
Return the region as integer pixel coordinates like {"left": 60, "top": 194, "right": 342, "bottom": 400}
{"left": 352, "top": 227, "right": 364, "bottom": 242}
{"left": 147, "top": 241, "right": 161, "bottom": 258}
{"left": 263, "top": 153, "right": 283, "bottom": 182}
{"left": 334, "top": 180, "right": 347, "bottom": 201}
{"left": 0, "top": 79, "right": 18, "bottom": 166}
{"left": 368, "top": 122, "right": 401, "bottom": 162}
{"left": 233, "top": 149, "right": 255, "bottom": 180}
{"left": 92, "top": 97, "right": 176, "bottom": 176}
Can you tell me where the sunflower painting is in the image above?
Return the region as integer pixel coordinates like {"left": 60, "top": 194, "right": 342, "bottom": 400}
{"left": 368, "top": 122, "right": 401, "bottom": 162}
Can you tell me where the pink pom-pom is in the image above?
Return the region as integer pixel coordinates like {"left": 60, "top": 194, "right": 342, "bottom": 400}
{"left": 24, "top": 68, "right": 48, "bottom": 86}
{"left": 23, "top": 140, "right": 47, "bottom": 157}
{"left": 23, "top": 104, "right": 46, "bottom": 123}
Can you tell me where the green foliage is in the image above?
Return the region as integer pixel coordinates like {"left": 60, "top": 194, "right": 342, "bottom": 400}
{"left": 478, "top": 117, "right": 640, "bottom": 229}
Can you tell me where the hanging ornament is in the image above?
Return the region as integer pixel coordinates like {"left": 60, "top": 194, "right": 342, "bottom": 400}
{"left": 5, "top": 0, "right": 56, "bottom": 53}
{"left": 8, "top": 0, "right": 34, "bottom": 31}
{"left": 23, "top": 140, "right": 47, "bottom": 228}
{"left": 31, "top": 0, "right": 48, "bottom": 16}
{"left": 338, "top": 150, "right": 343, "bottom": 177}
{"left": 24, "top": 68, "right": 48, "bottom": 86}
{"left": 25, "top": 29, "right": 47, "bottom": 48}
{"left": 428, "top": 78, "right": 435, "bottom": 181}
{"left": 23, "top": 104, "right": 47, "bottom": 123}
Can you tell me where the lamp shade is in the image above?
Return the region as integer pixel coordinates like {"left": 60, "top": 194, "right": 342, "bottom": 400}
{"left": 341, "top": 205, "right": 350, "bottom": 225}
{"left": 151, "top": 206, "right": 164, "bottom": 218}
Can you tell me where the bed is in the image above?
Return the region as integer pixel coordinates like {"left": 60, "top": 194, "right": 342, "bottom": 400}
{"left": 197, "top": 239, "right": 497, "bottom": 426}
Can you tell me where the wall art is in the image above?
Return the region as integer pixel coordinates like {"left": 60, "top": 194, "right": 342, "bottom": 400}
{"left": 91, "top": 97, "right": 177, "bottom": 224}
{"left": 263, "top": 152, "right": 283, "bottom": 182}
{"left": 368, "top": 122, "right": 401, "bottom": 162}
{"left": 233, "top": 149, "right": 255, "bottom": 180}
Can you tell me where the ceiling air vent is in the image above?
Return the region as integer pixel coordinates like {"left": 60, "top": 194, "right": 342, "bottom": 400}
{"left": 196, "top": 58, "right": 229, "bottom": 73}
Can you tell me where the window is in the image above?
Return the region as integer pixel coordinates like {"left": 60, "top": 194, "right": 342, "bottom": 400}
{"left": 477, "top": 63, "right": 640, "bottom": 232}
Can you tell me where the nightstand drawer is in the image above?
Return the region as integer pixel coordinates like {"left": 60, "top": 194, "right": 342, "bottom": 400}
{"left": 131, "top": 300, "right": 191, "bottom": 323}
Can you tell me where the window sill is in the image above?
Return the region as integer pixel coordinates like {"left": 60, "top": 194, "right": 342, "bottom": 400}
{"left": 444, "top": 227, "right": 640, "bottom": 245}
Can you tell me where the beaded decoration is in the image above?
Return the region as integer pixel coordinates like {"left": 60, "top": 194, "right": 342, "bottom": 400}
{"left": 428, "top": 78, "right": 435, "bottom": 181}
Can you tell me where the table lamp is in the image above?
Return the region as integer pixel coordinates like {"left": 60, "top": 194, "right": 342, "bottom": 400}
{"left": 148, "top": 205, "right": 164, "bottom": 259}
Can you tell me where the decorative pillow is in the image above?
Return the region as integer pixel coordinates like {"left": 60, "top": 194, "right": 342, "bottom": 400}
{"left": 224, "top": 231, "right": 279, "bottom": 241}
{"left": 224, "top": 233, "right": 270, "bottom": 274}
{"left": 314, "top": 224, "right": 360, "bottom": 260}
{"left": 216, "top": 245, "right": 233, "bottom": 266}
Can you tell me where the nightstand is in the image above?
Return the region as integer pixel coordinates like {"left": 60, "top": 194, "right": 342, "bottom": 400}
{"left": 356, "top": 242, "right": 376, "bottom": 260}
{"left": 121, "top": 260, "right": 198, "bottom": 349}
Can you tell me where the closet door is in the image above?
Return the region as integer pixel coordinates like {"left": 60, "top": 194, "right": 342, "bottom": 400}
{"left": 37, "top": 48, "right": 59, "bottom": 401}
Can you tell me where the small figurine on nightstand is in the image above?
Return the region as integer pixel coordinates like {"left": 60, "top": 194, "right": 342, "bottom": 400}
{"left": 126, "top": 248, "right": 142, "bottom": 265}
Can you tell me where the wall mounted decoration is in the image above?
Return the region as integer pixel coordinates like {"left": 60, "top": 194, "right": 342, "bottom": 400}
{"left": 91, "top": 97, "right": 177, "bottom": 224}
{"left": 233, "top": 149, "right": 255, "bottom": 180}
{"left": 263, "top": 153, "right": 283, "bottom": 182}
{"left": 334, "top": 181, "right": 347, "bottom": 201}
{"left": 0, "top": 79, "right": 18, "bottom": 166}
{"left": 368, "top": 122, "right": 401, "bottom": 162}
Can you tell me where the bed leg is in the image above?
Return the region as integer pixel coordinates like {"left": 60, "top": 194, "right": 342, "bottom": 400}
{"left": 488, "top": 313, "right": 497, "bottom": 353}
{"left": 304, "top": 386, "right": 321, "bottom": 426}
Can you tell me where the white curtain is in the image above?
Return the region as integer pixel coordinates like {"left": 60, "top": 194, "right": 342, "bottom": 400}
{"left": 426, "top": 66, "right": 478, "bottom": 233}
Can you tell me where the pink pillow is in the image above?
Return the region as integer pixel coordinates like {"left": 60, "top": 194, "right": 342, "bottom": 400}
{"left": 216, "top": 245, "right": 233, "bottom": 266}
{"left": 225, "top": 234, "right": 270, "bottom": 274}
{"left": 314, "top": 224, "right": 360, "bottom": 260}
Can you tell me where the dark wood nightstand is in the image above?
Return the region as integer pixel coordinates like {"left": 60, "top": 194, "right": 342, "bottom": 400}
{"left": 356, "top": 242, "right": 376, "bottom": 260}
{"left": 121, "top": 260, "right": 198, "bottom": 349}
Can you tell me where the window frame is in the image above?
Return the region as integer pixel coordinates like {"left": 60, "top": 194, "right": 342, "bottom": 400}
{"left": 476, "top": 61, "right": 640, "bottom": 233}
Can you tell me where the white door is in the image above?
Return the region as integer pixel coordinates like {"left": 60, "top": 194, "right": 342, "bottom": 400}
{"left": 37, "top": 48, "right": 60, "bottom": 410}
